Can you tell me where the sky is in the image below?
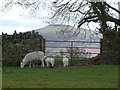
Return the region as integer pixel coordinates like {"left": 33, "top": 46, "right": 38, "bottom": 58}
{"left": 0, "top": 0, "right": 50, "bottom": 34}
{"left": 0, "top": 0, "right": 120, "bottom": 35}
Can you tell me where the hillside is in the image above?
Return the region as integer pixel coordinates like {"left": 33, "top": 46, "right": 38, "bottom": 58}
{"left": 35, "top": 24, "right": 102, "bottom": 41}
{"left": 34, "top": 25, "right": 102, "bottom": 57}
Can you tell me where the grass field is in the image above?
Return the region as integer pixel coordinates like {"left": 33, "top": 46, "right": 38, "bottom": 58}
{"left": 2, "top": 65, "right": 118, "bottom": 88}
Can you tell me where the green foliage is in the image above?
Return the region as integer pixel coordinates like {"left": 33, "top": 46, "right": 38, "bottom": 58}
{"left": 2, "top": 31, "right": 45, "bottom": 66}
{"left": 3, "top": 60, "right": 19, "bottom": 66}
{"left": 102, "top": 29, "right": 120, "bottom": 64}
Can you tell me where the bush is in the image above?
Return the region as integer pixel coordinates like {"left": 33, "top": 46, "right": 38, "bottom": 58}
{"left": 3, "top": 60, "right": 19, "bottom": 66}
{"left": 102, "top": 29, "right": 120, "bottom": 64}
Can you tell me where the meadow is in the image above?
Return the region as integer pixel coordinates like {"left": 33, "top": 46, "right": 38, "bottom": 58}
{"left": 2, "top": 65, "right": 118, "bottom": 88}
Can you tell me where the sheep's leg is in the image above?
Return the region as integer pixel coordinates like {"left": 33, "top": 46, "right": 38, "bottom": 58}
{"left": 65, "top": 63, "right": 67, "bottom": 67}
{"left": 32, "top": 63, "right": 35, "bottom": 67}
{"left": 41, "top": 59, "right": 45, "bottom": 67}
{"left": 52, "top": 62, "right": 55, "bottom": 67}
{"left": 63, "top": 63, "right": 66, "bottom": 67}
{"left": 67, "top": 64, "right": 68, "bottom": 67}
{"left": 41, "top": 63, "right": 43, "bottom": 67}
{"left": 51, "top": 63, "right": 54, "bottom": 67}
{"left": 29, "top": 62, "right": 32, "bottom": 68}
{"left": 67, "top": 62, "right": 69, "bottom": 66}
{"left": 46, "top": 62, "right": 49, "bottom": 67}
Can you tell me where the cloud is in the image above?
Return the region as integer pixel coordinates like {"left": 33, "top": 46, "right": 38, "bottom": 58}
{"left": 0, "top": 3, "right": 48, "bottom": 35}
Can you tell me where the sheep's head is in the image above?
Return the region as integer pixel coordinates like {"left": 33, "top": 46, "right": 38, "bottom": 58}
{"left": 20, "top": 62, "right": 24, "bottom": 68}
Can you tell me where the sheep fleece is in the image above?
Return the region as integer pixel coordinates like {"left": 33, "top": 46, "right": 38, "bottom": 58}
{"left": 22, "top": 51, "right": 44, "bottom": 64}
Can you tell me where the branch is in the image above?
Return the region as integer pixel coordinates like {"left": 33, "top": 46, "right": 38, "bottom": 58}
{"left": 78, "top": 15, "right": 98, "bottom": 28}
{"left": 1, "top": 1, "right": 13, "bottom": 12}
{"left": 105, "top": 2, "right": 120, "bottom": 14}
{"left": 106, "top": 15, "right": 120, "bottom": 26}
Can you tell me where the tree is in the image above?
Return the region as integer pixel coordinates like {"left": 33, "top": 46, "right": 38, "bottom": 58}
{"left": 1, "top": 0, "right": 120, "bottom": 36}
{"left": 51, "top": 1, "right": 120, "bottom": 35}
{"left": 13, "top": 30, "right": 17, "bottom": 39}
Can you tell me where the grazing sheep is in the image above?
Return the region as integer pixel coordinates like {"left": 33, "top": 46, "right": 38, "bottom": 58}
{"left": 20, "top": 51, "right": 45, "bottom": 68}
{"left": 44, "top": 56, "right": 55, "bottom": 68}
{"left": 62, "top": 56, "right": 69, "bottom": 67}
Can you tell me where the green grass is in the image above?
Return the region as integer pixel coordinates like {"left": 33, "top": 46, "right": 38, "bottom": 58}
{"left": 2, "top": 65, "right": 118, "bottom": 88}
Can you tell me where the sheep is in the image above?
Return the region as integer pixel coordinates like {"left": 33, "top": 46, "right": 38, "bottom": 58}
{"left": 62, "top": 56, "right": 69, "bottom": 67}
{"left": 44, "top": 56, "right": 55, "bottom": 68}
{"left": 20, "top": 51, "right": 45, "bottom": 68}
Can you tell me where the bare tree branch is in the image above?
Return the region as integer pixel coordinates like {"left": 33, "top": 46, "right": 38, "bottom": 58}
{"left": 105, "top": 2, "right": 120, "bottom": 14}
{"left": 78, "top": 15, "right": 99, "bottom": 28}
{"left": 1, "top": 0, "right": 120, "bottom": 36}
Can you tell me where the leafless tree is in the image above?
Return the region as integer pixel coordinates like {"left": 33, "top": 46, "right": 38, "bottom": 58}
{"left": 1, "top": 0, "right": 120, "bottom": 38}
{"left": 51, "top": 1, "right": 120, "bottom": 37}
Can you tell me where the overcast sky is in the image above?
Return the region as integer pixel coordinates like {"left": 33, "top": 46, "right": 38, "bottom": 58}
{"left": 0, "top": 0, "right": 50, "bottom": 34}
{"left": 0, "top": 0, "right": 119, "bottom": 35}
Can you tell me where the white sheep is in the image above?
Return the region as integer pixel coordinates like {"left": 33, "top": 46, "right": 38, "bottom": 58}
{"left": 62, "top": 56, "right": 69, "bottom": 67}
{"left": 44, "top": 56, "right": 55, "bottom": 67}
{"left": 20, "top": 51, "right": 45, "bottom": 68}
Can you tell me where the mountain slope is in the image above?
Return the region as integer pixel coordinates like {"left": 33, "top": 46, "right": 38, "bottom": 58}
{"left": 35, "top": 24, "right": 102, "bottom": 41}
{"left": 34, "top": 24, "right": 102, "bottom": 58}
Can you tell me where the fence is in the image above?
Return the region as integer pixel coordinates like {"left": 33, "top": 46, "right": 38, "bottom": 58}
{"left": 45, "top": 40, "right": 102, "bottom": 63}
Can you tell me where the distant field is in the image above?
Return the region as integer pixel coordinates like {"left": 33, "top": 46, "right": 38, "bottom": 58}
{"left": 2, "top": 65, "right": 118, "bottom": 88}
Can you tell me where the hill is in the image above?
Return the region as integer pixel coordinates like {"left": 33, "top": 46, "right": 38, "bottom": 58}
{"left": 33, "top": 24, "right": 102, "bottom": 58}
{"left": 34, "top": 24, "right": 102, "bottom": 41}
